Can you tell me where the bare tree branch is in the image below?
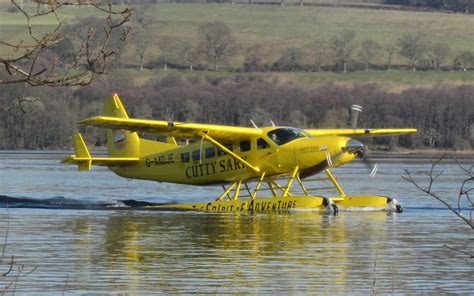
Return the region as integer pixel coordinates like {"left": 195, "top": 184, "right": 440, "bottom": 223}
{"left": 0, "top": 0, "right": 133, "bottom": 111}
{"left": 1, "top": 207, "right": 39, "bottom": 293}
{"left": 443, "top": 244, "right": 474, "bottom": 259}
{"left": 403, "top": 155, "right": 474, "bottom": 259}
{"left": 2, "top": 255, "right": 14, "bottom": 277}
{"left": 0, "top": 206, "right": 9, "bottom": 266}
{"left": 371, "top": 253, "right": 377, "bottom": 296}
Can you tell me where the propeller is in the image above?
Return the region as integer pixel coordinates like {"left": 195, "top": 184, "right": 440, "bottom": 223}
{"left": 300, "top": 138, "right": 378, "bottom": 179}
{"left": 349, "top": 105, "right": 379, "bottom": 178}
{"left": 355, "top": 145, "right": 378, "bottom": 178}
{"left": 300, "top": 104, "right": 379, "bottom": 179}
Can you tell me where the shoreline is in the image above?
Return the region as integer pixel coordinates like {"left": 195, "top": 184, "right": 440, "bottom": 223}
{"left": 1, "top": 149, "right": 473, "bottom": 160}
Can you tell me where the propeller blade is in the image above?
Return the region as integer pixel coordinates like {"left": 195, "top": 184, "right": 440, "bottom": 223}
{"left": 369, "top": 163, "right": 378, "bottom": 178}
{"left": 356, "top": 147, "right": 378, "bottom": 178}
{"left": 350, "top": 104, "right": 363, "bottom": 128}
{"left": 326, "top": 151, "right": 333, "bottom": 167}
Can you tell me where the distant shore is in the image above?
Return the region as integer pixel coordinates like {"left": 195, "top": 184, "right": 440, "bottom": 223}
{"left": 1, "top": 149, "right": 473, "bottom": 160}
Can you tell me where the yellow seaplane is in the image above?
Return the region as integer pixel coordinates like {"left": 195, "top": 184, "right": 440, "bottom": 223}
{"left": 62, "top": 94, "right": 416, "bottom": 213}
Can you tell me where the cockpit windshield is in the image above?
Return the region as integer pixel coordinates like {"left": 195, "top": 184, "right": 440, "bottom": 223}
{"left": 267, "top": 128, "right": 309, "bottom": 146}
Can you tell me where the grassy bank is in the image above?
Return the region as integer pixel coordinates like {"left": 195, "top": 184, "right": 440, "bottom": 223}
{"left": 150, "top": 4, "right": 474, "bottom": 63}
{"left": 2, "top": 3, "right": 474, "bottom": 61}
{"left": 2, "top": 2, "right": 474, "bottom": 89}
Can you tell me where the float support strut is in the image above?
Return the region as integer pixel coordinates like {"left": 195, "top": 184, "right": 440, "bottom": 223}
{"left": 296, "top": 174, "right": 308, "bottom": 195}
{"left": 233, "top": 180, "right": 242, "bottom": 200}
{"left": 216, "top": 182, "right": 237, "bottom": 201}
{"left": 200, "top": 133, "right": 260, "bottom": 173}
{"left": 325, "top": 169, "right": 346, "bottom": 197}
{"left": 283, "top": 166, "right": 299, "bottom": 197}
{"left": 252, "top": 172, "right": 266, "bottom": 199}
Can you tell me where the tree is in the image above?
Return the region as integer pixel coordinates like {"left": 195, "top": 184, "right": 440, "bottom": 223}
{"left": 0, "top": 0, "right": 133, "bottom": 112}
{"left": 429, "top": 43, "right": 451, "bottom": 70}
{"left": 131, "top": 7, "right": 154, "bottom": 71}
{"left": 135, "top": 39, "right": 151, "bottom": 71}
{"left": 453, "top": 51, "right": 474, "bottom": 71}
{"left": 398, "top": 33, "right": 428, "bottom": 71}
{"left": 197, "top": 21, "right": 235, "bottom": 70}
{"left": 310, "top": 38, "right": 326, "bottom": 72}
{"left": 385, "top": 42, "right": 397, "bottom": 71}
{"left": 275, "top": 47, "right": 303, "bottom": 72}
{"left": 243, "top": 43, "right": 265, "bottom": 72}
{"left": 320, "top": 107, "right": 350, "bottom": 128}
{"left": 158, "top": 36, "right": 181, "bottom": 71}
{"left": 178, "top": 41, "right": 197, "bottom": 71}
{"left": 331, "top": 30, "right": 357, "bottom": 73}
{"left": 358, "top": 39, "right": 381, "bottom": 71}
{"left": 60, "top": 15, "right": 131, "bottom": 70}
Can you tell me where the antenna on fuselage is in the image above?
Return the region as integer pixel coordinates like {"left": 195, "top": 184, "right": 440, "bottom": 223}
{"left": 250, "top": 119, "right": 258, "bottom": 128}
{"left": 350, "top": 104, "right": 363, "bottom": 128}
{"left": 270, "top": 120, "right": 276, "bottom": 127}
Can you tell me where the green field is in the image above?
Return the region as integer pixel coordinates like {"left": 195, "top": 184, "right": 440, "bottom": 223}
{"left": 151, "top": 4, "right": 474, "bottom": 47}
{"left": 2, "top": 2, "right": 474, "bottom": 87}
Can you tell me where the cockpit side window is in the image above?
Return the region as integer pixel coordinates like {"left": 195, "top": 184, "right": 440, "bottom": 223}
{"left": 257, "top": 138, "right": 270, "bottom": 150}
{"left": 267, "top": 128, "right": 307, "bottom": 146}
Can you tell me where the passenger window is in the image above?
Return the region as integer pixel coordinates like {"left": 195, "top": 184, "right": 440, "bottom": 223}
{"left": 257, "top": 138, "right": 270, "bottom": 150}
{"left": 205, "top": 147, "right": 216, "bottom": 159}
{"left": 192, "top": 150, "right": 201, "bottom": 161}
{"left": 240, "top": 140, "right": 251, "bottom": 152}
{"left": 218, "top": 143, "right": 233, "bottom": 156}
{"left": 181, "top": 152, "right": 190, "bottom": 163}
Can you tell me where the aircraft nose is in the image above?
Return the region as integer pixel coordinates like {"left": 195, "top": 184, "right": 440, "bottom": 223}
{"left": 345, "top": 139, "right": 364, "bottom": 153}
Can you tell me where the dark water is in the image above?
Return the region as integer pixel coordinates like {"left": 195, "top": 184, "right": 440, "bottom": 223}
{"left": 0, "top": 151, "right": 473, "bottom": 294}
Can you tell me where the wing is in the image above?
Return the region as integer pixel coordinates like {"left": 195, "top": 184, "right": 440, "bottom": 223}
{"left": 305, "top": 128, "right": 417, "bottom": 137}
{"left": 79, "top": 116, "right": 263, "bottom": 141}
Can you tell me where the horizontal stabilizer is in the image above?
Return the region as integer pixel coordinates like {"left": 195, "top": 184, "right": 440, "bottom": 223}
{"left": 61, "top": 133, "right": 139, "bottom": 170}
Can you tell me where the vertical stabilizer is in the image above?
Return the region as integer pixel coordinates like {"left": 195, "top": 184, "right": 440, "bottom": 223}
{"left": 60, "top": 133, "right": 92, "bottom": 171}
{"left": 104, "top": 94, "right": 140, "bottom": 158}
{"left": 74, "top": 133, "right": 92, "bottom": 170}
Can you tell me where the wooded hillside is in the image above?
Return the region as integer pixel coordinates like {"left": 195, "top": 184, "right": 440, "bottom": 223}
{"left": 1, "top": 74, "right": 472, "bottom": 150}
{"left": 0, "top": 3, "right": 473, "bottom": 150}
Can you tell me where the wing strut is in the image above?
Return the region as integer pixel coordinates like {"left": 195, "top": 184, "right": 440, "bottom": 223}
{"left": 199, "top": 132, "right": 260, "bottom": 173}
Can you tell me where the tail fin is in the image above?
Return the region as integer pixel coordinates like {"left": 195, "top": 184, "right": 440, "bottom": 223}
{"left": 62, "top": 94, "right": 174, "bottom": 170}
{"left": 61, "top": 133, "right": 92, "bottom": 170}
{"left": 104, "top": 94, "right": 140, "bottom": 158}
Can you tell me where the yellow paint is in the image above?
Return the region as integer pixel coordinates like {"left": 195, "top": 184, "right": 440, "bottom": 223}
{"left": 147, "top": 196, "right": 327, "bottom": 212}
{"left": 62, "top": 95, "right": 417, "bottom": 212}
{"left": 334, "top": 195, "right": 391, "bottom": 208}
{"left": 141, "top": 195, "right": 394, "bottom": 213}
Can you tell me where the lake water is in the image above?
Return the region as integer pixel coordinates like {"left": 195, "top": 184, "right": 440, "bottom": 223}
{"left": 0, "top": 151, "right": 473, "bottom": 294}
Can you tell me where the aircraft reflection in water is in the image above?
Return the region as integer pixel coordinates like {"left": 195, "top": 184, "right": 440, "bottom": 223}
{"left": 64, "top": 211, "right": 394, "bottom": 294}
{"left": 62, "top": 95, "right": 416, "bottom": 213}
